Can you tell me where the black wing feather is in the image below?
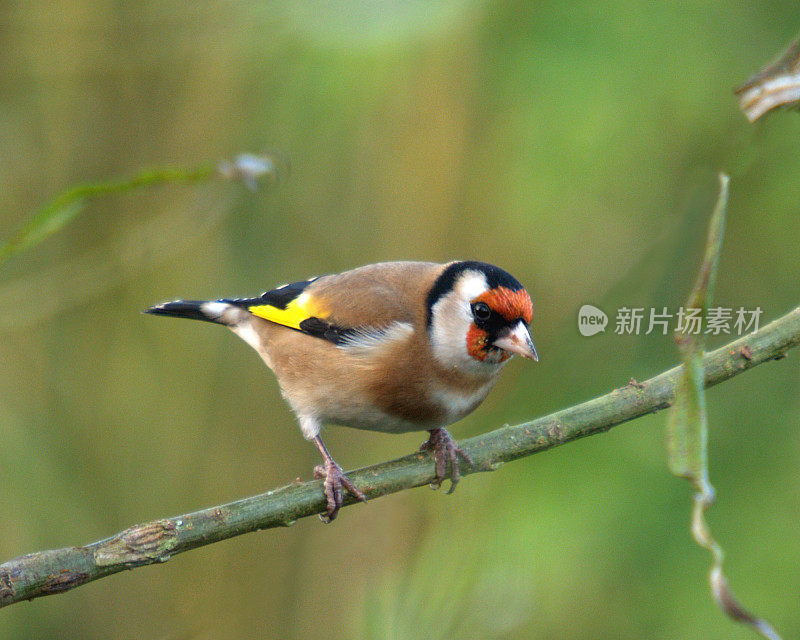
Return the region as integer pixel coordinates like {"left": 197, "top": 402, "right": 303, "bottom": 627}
{"left": 221, "top": 278, "right": 317, "bottom": 310}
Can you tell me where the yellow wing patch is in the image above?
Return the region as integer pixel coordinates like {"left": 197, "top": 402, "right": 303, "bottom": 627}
{"left": 247, "top": 292, "right": 329, "bottom": 330}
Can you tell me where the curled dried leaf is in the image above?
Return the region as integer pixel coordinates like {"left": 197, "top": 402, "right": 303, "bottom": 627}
{"left": 737, "top": 38, "right": 800, "bottom": 122}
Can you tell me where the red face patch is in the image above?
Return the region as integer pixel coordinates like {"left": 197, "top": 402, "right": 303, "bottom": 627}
{"left": 466, "top": 325, "right": 512, "bottom": 362}
{"left": 472, "top": 287, "right": 533, "bottom": 324}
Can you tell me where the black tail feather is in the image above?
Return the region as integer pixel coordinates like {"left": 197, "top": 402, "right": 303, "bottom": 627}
{"left": 144, "top": 300, "right": 216, "bottom": 323}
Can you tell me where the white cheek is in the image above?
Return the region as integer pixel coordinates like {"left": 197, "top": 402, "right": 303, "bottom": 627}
{"left": 430, "top": 296, "right": 471, "bottom": 362}
{"left": 429, "top": 271, "right": 501, "bottom": 376}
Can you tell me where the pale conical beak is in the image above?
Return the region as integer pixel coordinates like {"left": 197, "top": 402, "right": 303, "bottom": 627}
{"left": 493, "top": 322, "right": 539, "bottom": 361}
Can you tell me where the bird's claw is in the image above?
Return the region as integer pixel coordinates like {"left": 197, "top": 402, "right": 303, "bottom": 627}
{"left": 420, "top": 427, "right": 472, "bottom": 494}
{"left": 313, "top": 460, "right": 366, "bottom": 522}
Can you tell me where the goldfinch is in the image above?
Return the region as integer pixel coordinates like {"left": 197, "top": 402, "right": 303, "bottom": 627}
{"left": 146, "top": 261, "right": 537, "bottom": 521}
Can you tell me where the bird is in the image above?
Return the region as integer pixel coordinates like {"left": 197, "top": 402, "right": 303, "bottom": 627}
{"left": 145, "top": 260, "right": 537, "bottom": 521}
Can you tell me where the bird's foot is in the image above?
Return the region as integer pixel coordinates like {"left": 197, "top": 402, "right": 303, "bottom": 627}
{"left": 420, "top": 427, "right": 473, "bottom": 494}
{"left": 313, "top": 459, "right": 366, "bottom": 523}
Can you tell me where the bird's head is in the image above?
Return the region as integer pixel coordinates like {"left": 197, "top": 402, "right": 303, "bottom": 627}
{"left": 426, "top": 261, "right": 537, "bottom": 376}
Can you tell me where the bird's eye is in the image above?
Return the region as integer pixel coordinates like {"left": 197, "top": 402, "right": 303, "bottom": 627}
{"left": 472, "top": 302, "right": 491, "bottom": 322}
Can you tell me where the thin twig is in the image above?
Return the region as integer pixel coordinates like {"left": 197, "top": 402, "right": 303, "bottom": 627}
{"left": 1, "top": 306, "right": 798, "bottom": 608}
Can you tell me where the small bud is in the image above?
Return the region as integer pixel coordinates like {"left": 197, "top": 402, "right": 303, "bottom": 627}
{"left": 218, "top": 153, "right": 278, "bottom": 191}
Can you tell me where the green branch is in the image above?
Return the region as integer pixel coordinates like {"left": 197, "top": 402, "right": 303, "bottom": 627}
{"left": 1, "top": 306, "right": 798, "bottom": 608}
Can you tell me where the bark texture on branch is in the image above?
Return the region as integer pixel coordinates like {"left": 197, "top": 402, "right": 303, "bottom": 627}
{"left": 2, "top": 306, "right": 799, "bottom": 608}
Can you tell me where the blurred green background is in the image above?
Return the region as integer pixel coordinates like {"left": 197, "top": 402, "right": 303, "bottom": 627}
{"left": 2, "top": 2, "right": 799, "bottom": 638}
